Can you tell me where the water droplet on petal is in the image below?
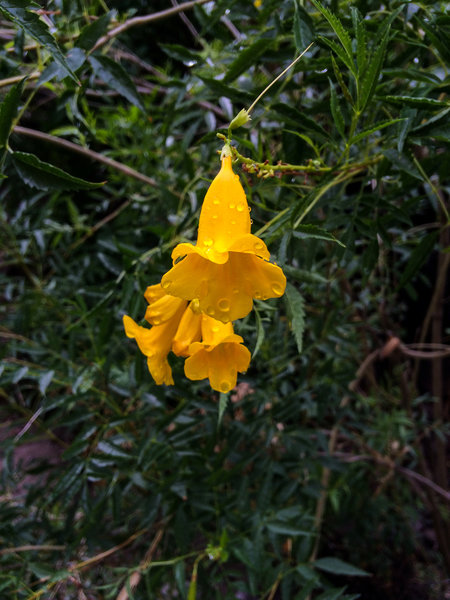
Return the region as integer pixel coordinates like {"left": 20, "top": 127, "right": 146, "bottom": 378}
{"left": 213, "top": 198, "right": 220, "bottom": 205}
{"left": 254, "top": 241, "right": 264, "bottom": 251}
{"left": 212, "top": 325, "right": 220, "bottom": 333}
{"left": 152, "top": 316, "right": 161, "bottom": 325}
{"left": 229, "top": 202, "right": 235, "bottom": 209}
{"left": 203, "top": 237, "right": 213, "bottom": 247}
{"left": 248, "top": 206, "right": 252, "bottom": 212}
{"left": 212, "top": 214, "right": 218, "bottom": 220}
{"left": 271, "top": 282, "right": 283, "bottom": 295}
{"left": 220, "top": 380, "right": 231, "bottom": 392}
{"left": 162, "top": 279, "right": 171, "bottom": 289}
{"left": 237, "top": 203, "right": 245, "bottom": 212}
{"left": 232, "top": 288, "right": 240, "bottom": 295}
{"left": 234, "top": 174, "right": 239, "bottom": 180}
{"left": 218, "top": 298, "right": 230, "bottom": 311}
{"left": 254, "top": 290, "right": 263, "bottom": 299}
{"left": 231, "top": 220, "right": 236, "bottom": 225}
{"left": 250, "top": 219, "right": 253, "bottom": 224}
{"left": 206, "top": 306, "right": 215, "bottom": 316}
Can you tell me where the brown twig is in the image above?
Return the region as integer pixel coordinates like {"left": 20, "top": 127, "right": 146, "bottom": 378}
{"left": 13, "top": 126, "right": 157, "bottom": 187}
{"left": 93, "top": 0, "right": 211, "bottom": 51}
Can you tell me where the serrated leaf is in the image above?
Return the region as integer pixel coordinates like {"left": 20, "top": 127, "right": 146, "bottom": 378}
{"left": 76, "top": 11, "right": 112, "bottom": 51}
{"left": 88, "top": 55, "right": 145, "bottom": 111}
{"left": 273, "top": 103, "right": 329, "bottom": 138}
{"left": 350, "top": 118, "right": 403, "bottom": 144}
{"left": 0, "top": 1, "right": 77, "bottom": 83}
{"left": 224, "top": 38, "right": 272, "bottom": 83}
{"left": 316, "top": 35, "right": 355, "bottom": 75}
{"left": 285, "top": 283, "right": 305, "bottom": 355}
{"left": 294, "top": 1, "right": 315, "bottom": 51}
{"left": 331, "top": 54, "right": 353, "bottom": 105}
{"left": 358, "top": 25, "right": 390, "bottom": 111}
{"left": 397, "top": 232, "right": 438, "bottom": 290}
{"left": 293, "top": 224, "right": 346, "bottom": 247}
{"left": 329, "top": 78, "right": 345, "bottom": 138}
{"left": 310, "top": 0, "right": 353, "bottom": 60}
{"left": 12, "top": 151, "right": 104, "bottom": 191}
{"left": 39, "top": 370, "right": 54, "bottom": 395}
{"left": 0, "top": 78, "right": 25, "bottom": 149}
{"left": 314, "top": 557, "right": 370, "bottom": 577}
{"left": 352, "top": 7, "right": 367, "bottom": 74}
{"left": 380, "top": 95, "right": 449, "bottom": 111}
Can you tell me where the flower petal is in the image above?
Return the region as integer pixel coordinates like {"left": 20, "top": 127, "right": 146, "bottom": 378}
{"left": 144, "top": 294, "right": 186, "bottom": 326}
{"left": 197, "top": 155, "right": 251, "bottom": 253}
{"left": 172, "top": 305, "right": 202, "bottom": 357}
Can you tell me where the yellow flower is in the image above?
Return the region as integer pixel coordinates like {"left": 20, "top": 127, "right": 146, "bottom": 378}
{"left": 184, "top": 315, "right": 251, "bottom": 393}
{"left": 123, "top": 286, "right": 202, "bottom": 385}
{"left": 161, "top": 155, "right": 286, "bottom": 323}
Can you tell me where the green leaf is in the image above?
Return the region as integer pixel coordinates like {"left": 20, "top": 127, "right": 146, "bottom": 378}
{"left": 266, "top": 523, "right": 311, "bottom": 536}
{"left": 383, "top": 149, "right": 422, "bottom": 180}
{"left": 0, "top": 78, "right": 25, "bottom": 149}
{"left": 397, "top": 233, "right": 438, "bottom": 290}
{"left": 349, "top": 118, "right": 403, "bottom": 145}
{"left": 358, "top": 25, "right": 390, "bottom": 111}
{"left": 316, "top": 35, "right": 356, "bottom": 75}
{"left": 310, "top": 0, "right": 353, "bottom": 61}
{"left": 88, "top": 55, "right": 145, "bottom": 111}
{"left": 0, "top": 1, "right": 78, "bottom": 83}
{"left": 329, "top": 78, "right": 345, "bottom": 138}
{"left": 314, "top": 557, "right": 370, "bottom": 577}
{"left": 352, "top": 7, "right": 367, "bottom": 74}
{"left": 331, "top": 54, "right": 353, "bottom": 105}
{"left": 76, "top": 11, "right": 112, "bottom": 51}
{"left": 294, "top": 1, "right": 315, "bottom": 51}
{"left": 224, "top": 38, "right": 272, "bottom": 83}
{"left": 293, "top": 224, "right": 346, "bottom": 247}
{"left": 253, "top": 307, "right": 265, "bottom": 359}
{"left": 39, "top": 370, "right": 54, "bottom": 395}
{"left": 285, "top": 283, "right": 305, "bottom": 355}
{"left": 218, "top": 393, "right": 228, "bottom": 427}
{"left": 380, "top": 95, "right": 449, "bottom": 111}
{"left": 12, "top": 151, "right": 104, "bottom": 191}
{"left": 415, "top": 15, "right": 450, "bottom": 63}
{"left": 272, "top": 103, "right": 329, "bottom": 138}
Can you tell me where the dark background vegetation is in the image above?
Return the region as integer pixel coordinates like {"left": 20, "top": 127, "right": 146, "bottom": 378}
{"left": 0, "top": 0, "right": 449, "bottom": 598}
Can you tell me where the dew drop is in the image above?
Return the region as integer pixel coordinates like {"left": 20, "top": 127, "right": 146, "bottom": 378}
{"left": 161, "top": 279, "right": 171, "bottom": 289}
{"left": 236, "top": 203, "right": 245, "bottom": 212}
{"left": 234, "top": 174, "right": 239, "bottom": 180}
{"left": 229, "top": 202, "right": 235, "bottom": 209}
{"left": 248, "top": 206, "right": 252, "bottom": 212}
{"left": 254, "top": 290, "right": 263, "bottom": 299}
{"left": 152, "top": 316, "right": 161, "bottom": 325}
{"left": 271, "top": 282, "right": 283, "bottom": 295}
{"left": 213, "top": 198, "right": 220, "bottom": 205}
{"left": 206, "top": 305, "right": 215, "bottom": 316}
{"left": 250, "top": 219, "right": 253, "bottom": 224}
{"left": 212, "top": 214, "right": 218, "bottom": 220}
{"left": 232, "top": 288, "right": 240, "bottom": 295}
{"left": 212, "top": 325, "right": 220, "bottom": 333}
{"left": 254, "top": 241, "right": 264, "bottom": 251}
{"left": 203, "top": 237, "right": 213, "bottom": 247}
{"left": 218, "top": 298, "right": 230, "bottom": 311}
{"left": 231, "top": 220, "right": 236, "bottom": 225}
{"left": 220, "top": 380, "right": 231, "bottom": 392}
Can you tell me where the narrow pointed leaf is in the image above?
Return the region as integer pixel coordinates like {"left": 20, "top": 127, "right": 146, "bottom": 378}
{"left": 76, "top": 11, "right": 112, "bottom": 51}
{"left": 88, "top": 55, "right": 145, "bottom": 111}
{"left": 329, "top": 78, "right": 345, "bottom": 138}
{"left": 380, "top": 95, "right": 449, "bottom": 111}
{"left": 358, "top": 25, "right": 390, "bottom": 111}
{"left": 285, "top": 283, "right": 305, "bottom": 355}
{"left": 0, "top": 1, "right": 78, "bottom": 83}
{"left": 294, "top": 1, "right": 315, "bottom": 50}
{"left": 310, "top": 0, "right": 353, "bottom": 60}
{"left": 314, "top": 557, "right": 370, "bottom": 577}
{"left": 12, "top": 151, "right": 104, "bottom": 191}
{"left": 0, "top": 78, "right": 25, "bottom": 149}
{"left": 349, "top": 118, "right": 403, "bottom": 145}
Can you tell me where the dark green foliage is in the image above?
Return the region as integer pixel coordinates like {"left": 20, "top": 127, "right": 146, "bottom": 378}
{"left": 1, "top": 0, "right": 449, "bottom": 598}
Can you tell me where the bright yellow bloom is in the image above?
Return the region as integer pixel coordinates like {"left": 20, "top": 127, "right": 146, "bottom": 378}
{"left": 184, "top": 316, "right": 251, "bottom": 393}
{"left": 123, "top": 286, "right": 203, "bottom": 385}
{"left": 161, "top": 156, "right": 286, "bottom": 323}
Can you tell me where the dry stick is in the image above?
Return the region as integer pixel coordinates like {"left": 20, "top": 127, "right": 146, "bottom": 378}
{"left": 13, "top": 126, "right": 157, "bottom": 187}
{"left": 92, "top": 0, "right": 211, "bottom": 51}
{"left": 115, "top": 528, "right": 164, "bottom": 600}
{"left": 0, "top": 71, "right": 40, "bottom": 88}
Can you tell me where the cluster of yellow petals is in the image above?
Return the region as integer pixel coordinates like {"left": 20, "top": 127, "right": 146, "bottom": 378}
{"left": 123, "top": 285, "right": 250, "bottom": 392}
{"left": 123, "top": 154, "right": 286, "bottom": 393}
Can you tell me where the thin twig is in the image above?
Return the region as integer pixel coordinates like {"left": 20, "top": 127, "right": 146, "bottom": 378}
{"left": 93, "top": 0, "right": 211, "bottom": 51}
{"left": 13, "top": 126, "right": 157, "bottom": 187}
{"left": 0, "top": 71, "right": 40, "bottom": 88}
